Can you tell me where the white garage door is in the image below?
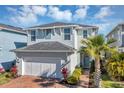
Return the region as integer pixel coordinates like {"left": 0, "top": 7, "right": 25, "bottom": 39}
{"left": 23, "top": 57, "right": 62, "bottom": 78}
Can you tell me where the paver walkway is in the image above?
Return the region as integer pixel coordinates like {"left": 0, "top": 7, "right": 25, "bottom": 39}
{"left": 0, "top": 71, "right": 89, "bottom": 88}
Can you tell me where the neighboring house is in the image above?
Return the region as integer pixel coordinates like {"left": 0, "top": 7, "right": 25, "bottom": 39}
{"left": 106, "top": 23, "right": 124, "bottom": 52}
{"left": 13, "top": 22, "right": 98, "bottom": 79}
{"left": 0, "top": 23, "right": 27, "bottom": 70}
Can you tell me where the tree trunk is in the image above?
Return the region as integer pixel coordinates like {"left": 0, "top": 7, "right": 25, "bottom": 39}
{"left": 94, "top": 57, "right": 101, "bottom": 88}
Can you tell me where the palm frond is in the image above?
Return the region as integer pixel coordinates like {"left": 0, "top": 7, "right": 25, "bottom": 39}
{"left": 107, "top": 38, "right": 117, "bottom": 45}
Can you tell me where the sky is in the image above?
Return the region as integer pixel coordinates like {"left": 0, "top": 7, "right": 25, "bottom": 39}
{"left": 0, "top": 5, "right": 124, "bottom": 35}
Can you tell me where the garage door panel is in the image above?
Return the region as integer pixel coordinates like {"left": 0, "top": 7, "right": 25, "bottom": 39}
{"left": 23, "top": 57, "right": 62, "bottom": 78}
{"left": 32, "top": 62, "right": 41, "bottom": 76}
{"left": 24, "top": 62, "right": 32, "bottom": 75}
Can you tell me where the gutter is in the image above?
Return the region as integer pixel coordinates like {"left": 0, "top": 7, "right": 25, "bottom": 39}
{"left": 0, "top": 28, "right": 27, "bottom": 35}
{"left": 11, "top": 49, "right": 76, "bottom": 53}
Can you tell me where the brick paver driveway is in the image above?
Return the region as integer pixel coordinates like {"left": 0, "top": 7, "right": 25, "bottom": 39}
{"left": 0, "top": 71, "right": 89, "bottom": 88}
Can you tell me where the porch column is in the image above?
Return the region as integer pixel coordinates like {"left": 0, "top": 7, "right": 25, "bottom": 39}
{"left": 21, "top": 58, "right": 24, "bottom": 75}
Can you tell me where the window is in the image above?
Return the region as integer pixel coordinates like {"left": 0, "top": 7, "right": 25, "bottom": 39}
{"left": 37, "top": 29, "right": 51, "bottom": 39}
{"left": 122, "top": 25, "right": 124, "bottom": 32}
{"left": 122, "top": 34, "right": 124, "bottom": 46}
{"left": 31, "top": 30, "right": 36, "bottom": 41}
{"left": 45, "top": 29, "right": 51, "bottom": 39}
{"left": 37, "top": 29, "right": 45, "bottom": 39}
{"left": 83, "top": 30, "right": 87, "bottom": 38}
{"left": 64, "top": 28, "right": 71, "bottom": 40}
{"left": 55, "top": 28, "right": 61, "bottom": 35}
{"left": 77, "top": 30, "right": 82, "bottom": 36}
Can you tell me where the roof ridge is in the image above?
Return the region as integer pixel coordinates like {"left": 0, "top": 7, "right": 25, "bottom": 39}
{"left": 28, "top": 22, "right": 98, "bottom": 29}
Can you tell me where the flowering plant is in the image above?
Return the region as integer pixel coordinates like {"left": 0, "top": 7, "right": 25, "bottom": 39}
{"left": 10, "top": 65, "right": 17, "bottom": 77}
{"left": 0, "top": 67, "right": 5, "bottom": 73}
{"left": 61, "top": 67, "right": 68, "bottom": 80}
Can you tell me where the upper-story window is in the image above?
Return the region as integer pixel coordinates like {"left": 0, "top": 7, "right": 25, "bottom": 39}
{"left": 83, "top": 30, "right": 87, "bottom": 38}
{"left": 31, "top": 30, "right": 36, "bottom": 41}
{"left": 37, "top": 29, "right": 51, "bottom": 39}
{"left": 64, "top": 28, "right": 71, "bottom": 40}
{"left": 122, "top": 34, "right": 124, "bottom": 46}
{"left": 55, "top": 28, "right": 61, "bottom": 35}
{"left": 45, "top": 29, "right": 51, "bottom": 39}
{"left": 122, "top": 25, "right": 124, "bottom": 32}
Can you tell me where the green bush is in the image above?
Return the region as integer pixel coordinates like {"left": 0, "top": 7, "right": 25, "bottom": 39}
{"left": 4, "top": 72, "right": 12, "bottom": 78}
{"left": 73, "top": 68, "right": 82, "bottom": 75}
{"left": 106, "top": 53, "right": 124, "bottom": 81}
{"left": 67, "top": 76, "right": 78, "bottom": 85}
{"left": 106, "top": 61, "right": 124, "bottom": 81}
{"left": 67, "top": 67, "right": 82, "bottom": 85}
{"left": 108, "top": 53, "right": 124, "bottom": 62}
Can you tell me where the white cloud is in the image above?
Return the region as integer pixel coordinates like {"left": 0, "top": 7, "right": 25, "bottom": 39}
{"left": 47, "top": 6, "right": 72, "bottom": 21}
{"left": 94, "top": 6, "right": 113, "bottom": 19}
{"left": 7, "top": 7, "right": 17, "bottom": 12}
{"left": 32, "top": 6, "right": 47, "bottom": 16}
{"left": 7, "top": 6, "right": 47, "bottom": 26}
{"left": 73, "top": 6, "right": 89, "bottom": 20}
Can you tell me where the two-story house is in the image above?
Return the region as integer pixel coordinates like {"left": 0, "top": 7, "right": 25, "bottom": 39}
{"left": 13, "top": 22, "right": 98, "bottom": 79}
{"left": 106, "top": 23, "right": 124, "bottom": 52}
{"left": 0, "top": 23, "right": 27, "bottom": 70}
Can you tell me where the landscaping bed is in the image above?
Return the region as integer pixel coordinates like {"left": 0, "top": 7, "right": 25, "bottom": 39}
{"left": 0, "top": 72, "right": 12, "bottom": 85}
{"left": 0, "top": 64, "right": 18, "bottom": 85}
{"left": 59, "top": 67, "right": 86, "bottom": 87}
{"left": 101, "top": 74, "right": 124, "bottom": 88}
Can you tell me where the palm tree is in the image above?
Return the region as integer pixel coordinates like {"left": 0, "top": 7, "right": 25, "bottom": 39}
{"left": 80, "top": 34, "right": 117, "bottom": 88}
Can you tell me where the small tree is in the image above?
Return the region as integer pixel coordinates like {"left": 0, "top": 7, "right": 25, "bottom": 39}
{"left": 80, "top": 35, "right": 117, "bottom": 87}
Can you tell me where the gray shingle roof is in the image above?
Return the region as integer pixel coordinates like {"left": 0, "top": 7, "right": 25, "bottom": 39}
{"left": 13, "top": 41, "right": 75, "bottom": 52}
{"left": 0, "top": 23, "right": 26, "bottom": 34}
{"left": 29, "top": 22, "right": 98, "bottom": 28}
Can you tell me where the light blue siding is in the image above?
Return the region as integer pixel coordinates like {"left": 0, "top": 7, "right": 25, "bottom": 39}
{"left": 0, "top": 29, "right": 27, "bottom": 70}
{"left": 28, "top": 27, "right": 75, "bottom": 48}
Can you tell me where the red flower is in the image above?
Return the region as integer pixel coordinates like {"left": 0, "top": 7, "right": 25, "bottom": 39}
{"left": 61, "top": 68, "right": 68, "bottom": 80}
{"left": 11, "top": 65, "right": 17, "bottom": 73}
{"left": 0, "top": 68, "right": 5, "bottom": 73}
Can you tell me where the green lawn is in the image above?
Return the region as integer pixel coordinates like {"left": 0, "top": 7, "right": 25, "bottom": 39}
{"left": 0, "top": 73, "right": 11, "bottom": 85}
{"left": 101, "top": 74, "right": 124, "bottom": 88}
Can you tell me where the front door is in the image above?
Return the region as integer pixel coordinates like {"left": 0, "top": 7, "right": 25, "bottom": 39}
{"left": 84, "top": 55, "right": 90, "bottom": 69}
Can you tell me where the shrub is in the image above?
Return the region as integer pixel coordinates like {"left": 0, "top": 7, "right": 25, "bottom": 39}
{"left": 10, "top": 65, "right": 18, "bottom": 78}
{"left": 105, "top": 53, "right": 124, "bottom": 81}
{"left": 73, "top": 67, "right": 82, "bottom": 79}
{"left": 108, "top": 53, "right": 124, "bottom": 62}
{"left": 67, "top": 76, "right": 78, "bottom": 85}
{"left": 119, "top": 53, "right": 124, "bottom": 61}
{"left": 4, "top": 72, "right": 12, "bottom": 78}
{"left": 67, "top": 67, "right": 82, "bottom": 85}
{"left": 106, "top": 61, "right": 124, "bottom": 81}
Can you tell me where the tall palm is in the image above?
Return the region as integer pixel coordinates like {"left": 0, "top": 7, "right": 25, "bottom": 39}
{"left": 80, "top": 34, "right": 117, "bottom": 88}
